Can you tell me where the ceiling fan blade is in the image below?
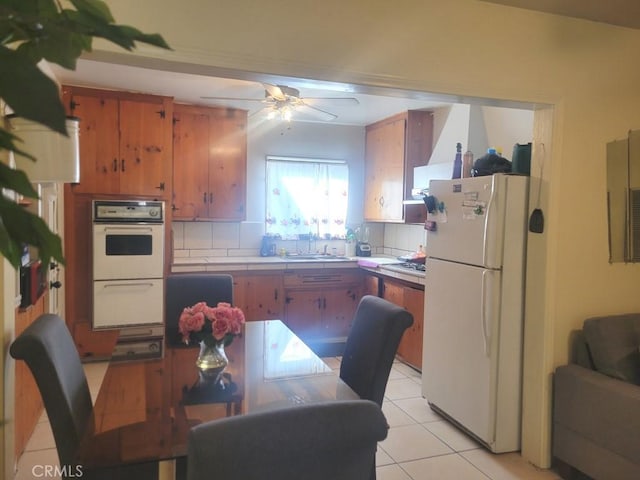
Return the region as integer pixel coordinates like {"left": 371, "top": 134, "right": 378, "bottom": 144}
{"left": 263, "top": 83, "right": 286, "bottom": 100}
{"left": 299, "top": 102, "right": 338, "bottom": 121}
{"left": 303, "top": 97, "right": 360, "bottom": 106}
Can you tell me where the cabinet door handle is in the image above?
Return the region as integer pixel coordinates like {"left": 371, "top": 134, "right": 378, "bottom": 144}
{"left": 379, "top": 196, "right": 385, "bottom": 206}
{"left": 323, "top": 298, "right": 327, "bottom": 309}
{"left": 155, "top": 182, "right": 165, "bottom": 191}
{"left": 274, "top": 289, "right": 278, "bottom": 301}
{"left": 209, "top": 193, "right": 213, "bottom": 204}
{"left": 203, "top": 192, "right": 207, "bottom": 204}
{"left": 317, "top": 298, "right": 322, "bottom": 309}
{"left": 121, "top": 159, "right": 125, "bottom": 172}
{"left": 113, "top": 158, "right": 118, "bottom": 172}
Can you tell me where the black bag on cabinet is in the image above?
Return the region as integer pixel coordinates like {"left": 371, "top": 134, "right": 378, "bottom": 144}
{"left": 471, "top": 153, "right": 512, "bottom": 177}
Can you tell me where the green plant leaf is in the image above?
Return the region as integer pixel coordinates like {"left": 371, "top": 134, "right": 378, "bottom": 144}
{"left": 3, "top": 0, "right": 58, "bottom": 17}
{"left": 116, "top": 25, "right": 171, "bottom": 50}
{"left": 16, "top": 25, "right": 86, "bottom": 69}
{"left": 0, "top": 0, "right": 170, "bottom": 271}
{"left": 68, "top": 0, "right": 115, "bottom": 23}
{"left": 0, "top": 196, "right": 64, "bottom": 269}
{"left": 0, "top": 45, "right": 67, "bottom": 134}
{"left": 0, "top": 219, "right": 21, "bottom": 268}
{"left": 0, "top": 163, "right": 39, "bottom": 199}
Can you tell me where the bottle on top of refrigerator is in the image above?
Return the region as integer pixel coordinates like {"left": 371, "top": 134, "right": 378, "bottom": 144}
{"left": 452, "top": 142, "right": 462, "bottom": 179}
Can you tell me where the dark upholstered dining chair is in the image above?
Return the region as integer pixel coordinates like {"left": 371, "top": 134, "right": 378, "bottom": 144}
{"left": 9, "top": 314, "right": 156, "bottom": 480}
{"left": 186, "top": 399, "right": 388, "bottom": 480}
{"left": 165, "top": 274, "right": 234, "bottom": 346}
{"left": 340, "top": 295, "right": 414, "bottom": 407}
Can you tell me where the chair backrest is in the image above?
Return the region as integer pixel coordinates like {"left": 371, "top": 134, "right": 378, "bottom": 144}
{"left": 9, "top": 314, "right": 93, "bottom": 468}
{"left": 186, "top": 399, "right": 388, "bottom": 480}
{"left": 340, "top": 295, "right": 414, "bottom": 406}
{"left": 165, "top": 274, "right": 234, "bottom": 346}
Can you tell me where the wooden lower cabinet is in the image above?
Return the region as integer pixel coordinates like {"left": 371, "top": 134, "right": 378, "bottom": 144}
{"left": 397, "top": 286, "right": 425, "bottom": 371}
{"left": 363, "top": 273, "right": 380, "bottom": 297}
{"left": 380, "top": 276, "right": 425, "bottom": 371}
{"left": 283, "top": 269, "right": 363, "bottom": 355}
{"left": 14, "top": 295, "right": 47, "bottom": 460}
{"left": 232, "top": 273, "right": 284, "bottom": 321}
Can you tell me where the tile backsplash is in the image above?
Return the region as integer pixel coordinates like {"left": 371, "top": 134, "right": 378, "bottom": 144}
{"left": 172, "top": 221, "right": 426, "bottom": 259}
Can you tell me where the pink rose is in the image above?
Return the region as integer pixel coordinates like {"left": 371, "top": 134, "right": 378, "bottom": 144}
{"left": 229, "top": 309, "right": 245, "bottom": 334}
{"left": 191, "top": 302, "right": 208, "bottom": 314}
{"left": 178, "top": 308, "right": 205, "bottom": 342}
{"left": 179, "top": 301, "right": 245, "bottom": 345}
{"left": 212, "top": 317, "right": 230, "bottom": 340}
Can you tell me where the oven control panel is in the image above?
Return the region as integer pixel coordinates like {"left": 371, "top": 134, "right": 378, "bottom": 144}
{"left": 111, "top": 337, "right": 164, "bottom": 362}
{"left": 93, "top": 200, "right": 164, "bottom": 223}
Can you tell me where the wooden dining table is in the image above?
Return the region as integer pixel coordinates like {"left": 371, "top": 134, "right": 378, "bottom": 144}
{"left": 76, "top": 320, "right": 359, "bottom": 479}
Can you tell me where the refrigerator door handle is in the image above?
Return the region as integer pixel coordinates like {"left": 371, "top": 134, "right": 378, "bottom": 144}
{"left": 482, "top": 176, "right": 497, "bottom": 267}
{"left": 481, "top": 270, "right": 490, "bottom": 356}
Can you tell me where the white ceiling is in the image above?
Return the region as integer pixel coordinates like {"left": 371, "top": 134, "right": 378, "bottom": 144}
{"left": 480, "top": 0, "right": 640, "bottom": 30}
{"left": 51, "top": 60, "right": 454, "bottom": 127}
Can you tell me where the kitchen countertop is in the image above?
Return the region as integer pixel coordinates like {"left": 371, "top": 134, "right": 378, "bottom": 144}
{"left": 172, "top": 255, "right": 425, "bottom": 286}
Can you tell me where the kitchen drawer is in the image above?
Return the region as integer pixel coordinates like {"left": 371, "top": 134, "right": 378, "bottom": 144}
{"left": 283, "top": 270, "right": 362, "bottom": 288}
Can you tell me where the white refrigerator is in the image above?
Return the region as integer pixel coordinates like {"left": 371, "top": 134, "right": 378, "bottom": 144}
{"left": 421, "top": 173, "right": 529, "bottom": 453}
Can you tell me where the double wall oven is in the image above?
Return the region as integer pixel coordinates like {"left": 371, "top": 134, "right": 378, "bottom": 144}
{"left": 92, "top": 200, "right": 165, "bottom": 360}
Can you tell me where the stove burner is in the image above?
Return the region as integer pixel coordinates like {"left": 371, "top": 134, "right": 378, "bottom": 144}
{"left": 399, "top": 262, "right": 426, "bottom": 272}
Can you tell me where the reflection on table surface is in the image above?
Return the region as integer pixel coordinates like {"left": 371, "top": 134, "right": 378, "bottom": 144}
{"left": 259, "top": 320, "right": 333, "bottom": 380}
{"left": 77, "top": 320, "right": 357, "bottom": 470}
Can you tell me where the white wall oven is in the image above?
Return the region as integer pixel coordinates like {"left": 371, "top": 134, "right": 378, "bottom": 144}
{"left": 92, "top": 200, "right": 164, "bottom": 332}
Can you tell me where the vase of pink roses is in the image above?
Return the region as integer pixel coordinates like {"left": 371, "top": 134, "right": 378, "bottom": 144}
{"left": 178, "top": 301, "right": 245, "bottom": 384}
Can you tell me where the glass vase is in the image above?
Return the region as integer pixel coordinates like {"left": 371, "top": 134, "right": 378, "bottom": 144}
{"left": 196, "top": 340, "right": 228, "bottom": 385}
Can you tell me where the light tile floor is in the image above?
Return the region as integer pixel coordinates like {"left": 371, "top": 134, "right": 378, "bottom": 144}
{"left": 14, "top": 359, "right": 563, "bottom": 480}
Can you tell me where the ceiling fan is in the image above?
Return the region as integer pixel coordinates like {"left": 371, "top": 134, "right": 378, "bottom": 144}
{"left": 201, "top": 83, "right": 359, "bottom": 122}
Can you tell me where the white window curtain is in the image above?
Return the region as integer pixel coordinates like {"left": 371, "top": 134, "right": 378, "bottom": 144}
{"left": 266, "top": 157, "right": 348, "bottom": 239}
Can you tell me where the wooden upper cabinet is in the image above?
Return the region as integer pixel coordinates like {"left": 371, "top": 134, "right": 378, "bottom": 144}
{"left": 364, "top": 110, "right": 433, "bottom": 223}
{"left": 62, "top": 86, "right": 173, "bottom": 198}
{"left": 172, "top": 104, "right": 247, "bottom": 221}
{"left": 118, "top": 99, "right": 172, "bottom": 196}
{"left": 63, "top": 92, "right": 119, "bottom": 194}
{"left": 364, "top": 117, "right": 405, "bottom": 221}
{"left": 172, "top": 107, "right": 209, "bottom": 218}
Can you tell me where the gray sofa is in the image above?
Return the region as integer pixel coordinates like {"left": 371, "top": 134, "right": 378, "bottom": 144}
{"left": 553, "top": 313, "right": 640, "bottom": 480}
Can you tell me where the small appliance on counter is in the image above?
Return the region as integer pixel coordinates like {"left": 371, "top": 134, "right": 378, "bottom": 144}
{"left": 356, "top": 242, "right": 371, "bottom": 257}
{"left": 355, "top": 225, "right": 371, "bottom": 257}
{"left": 260, "top": 234, "right": 278, "bottom": 256}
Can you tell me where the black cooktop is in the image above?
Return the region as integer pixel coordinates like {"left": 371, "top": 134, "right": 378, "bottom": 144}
{"left": 397, "top": 262, "right": 426, "bottom": 272}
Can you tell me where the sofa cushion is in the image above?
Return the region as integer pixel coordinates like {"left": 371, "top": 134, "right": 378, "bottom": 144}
{"left": 583, "top": 314, "right": 640, "bottom": 385}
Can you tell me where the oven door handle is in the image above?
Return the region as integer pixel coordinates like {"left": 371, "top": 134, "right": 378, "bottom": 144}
{"left": 102, "top": 282, "right": 156, "bottom": 288}
{"left": 101, "top": 226, "right": 155, "bottom": 233}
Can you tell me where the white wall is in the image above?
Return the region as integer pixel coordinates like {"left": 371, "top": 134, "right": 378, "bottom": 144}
{"left": 429, "top": 104, "right": 534, "bottom": 167}
{"left": 429, "top": 104, "right": 471, "bottom": 164}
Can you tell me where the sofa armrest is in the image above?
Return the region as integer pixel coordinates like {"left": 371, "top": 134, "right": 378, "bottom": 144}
{"left": 553, "top": 364, "right": 640, "bottom": 465}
